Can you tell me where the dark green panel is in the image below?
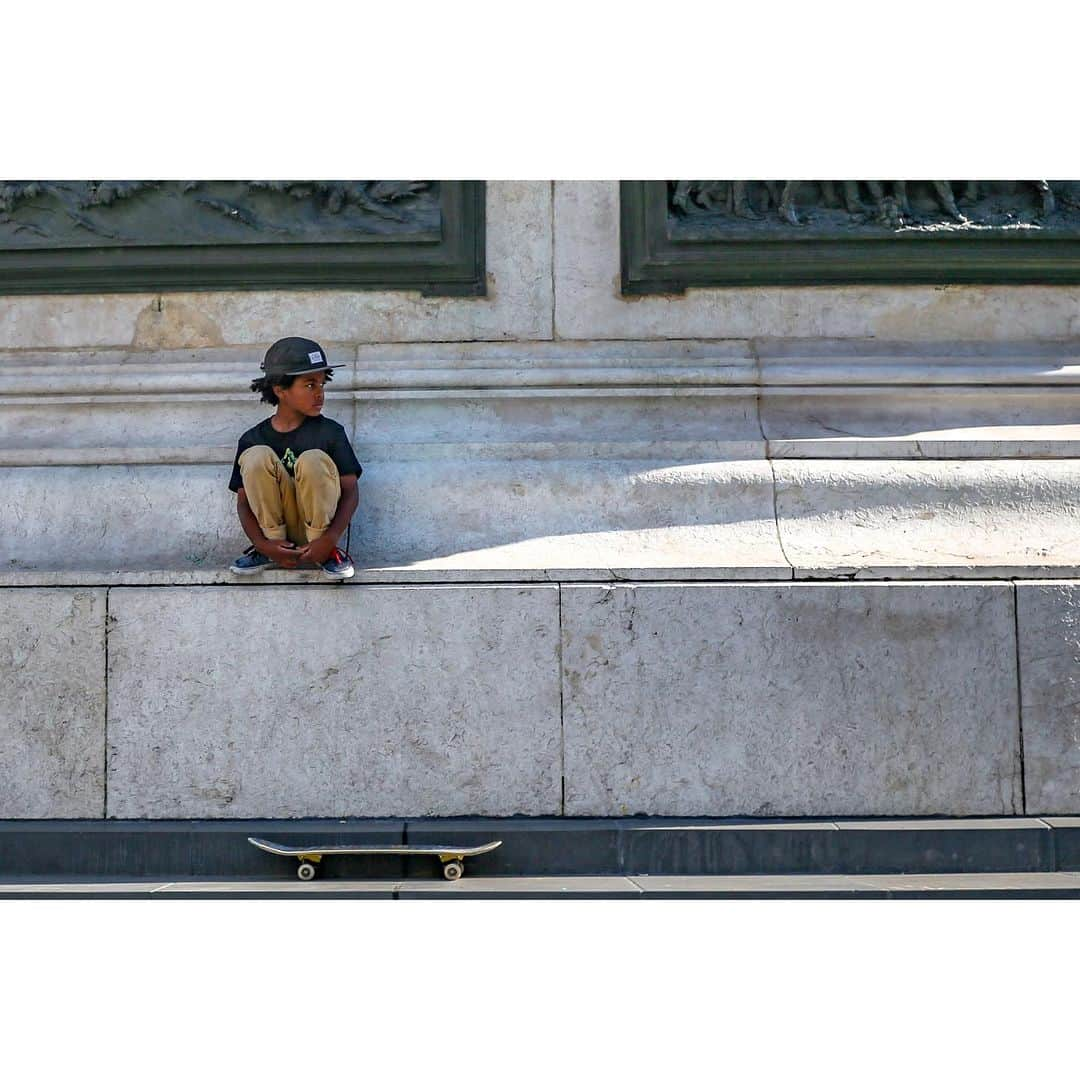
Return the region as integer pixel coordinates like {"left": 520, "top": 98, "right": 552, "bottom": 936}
{"left": 0, "top": 181, "right": 485, "bottom": 296}
{"left": 622, "top": 180, "right": 1080, "bottom": 292}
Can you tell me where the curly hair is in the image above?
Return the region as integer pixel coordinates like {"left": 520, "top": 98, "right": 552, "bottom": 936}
{"left": 249, "top": 368, "right": 335, "bottom": 406}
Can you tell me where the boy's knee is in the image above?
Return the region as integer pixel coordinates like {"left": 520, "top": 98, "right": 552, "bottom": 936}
{"left": 294, "top": 449, "right": 338, "bottom": 481}
{"left": 238, "top": 445, "right": 279, "bottom": 474}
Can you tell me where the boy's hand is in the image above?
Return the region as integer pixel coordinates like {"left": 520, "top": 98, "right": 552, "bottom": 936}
{"left": 297, "top": 536, "right": 336, "bottom": 566}
{"left": 259, "top": 539, "right": 300, "bottom": 568}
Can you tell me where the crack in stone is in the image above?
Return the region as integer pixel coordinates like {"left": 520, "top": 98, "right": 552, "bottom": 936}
{"left": 750, "top": 338, "right": 795, "bottom": 579}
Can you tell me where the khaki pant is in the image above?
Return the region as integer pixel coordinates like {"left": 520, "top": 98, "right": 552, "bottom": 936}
{"left": 238, "top": 445, "right": 340, "bottom": 546}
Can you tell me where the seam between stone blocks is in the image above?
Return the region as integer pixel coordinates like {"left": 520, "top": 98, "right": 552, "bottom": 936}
{"left": 550, "top": 181, "right": 557, "bottom": 341}
{"left": 103, "top": 586, "right": 110, "bottom": 820}
{"left": 557, "top": 583, "right": 566, "bottom": 816}
{"left": 1012, "top": 581, "right": 1027, "bottom": 815}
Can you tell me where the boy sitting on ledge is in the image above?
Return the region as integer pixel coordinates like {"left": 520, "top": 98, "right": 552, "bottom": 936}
{"left": 228, "top": 336, "right": 360, "bottom": 580}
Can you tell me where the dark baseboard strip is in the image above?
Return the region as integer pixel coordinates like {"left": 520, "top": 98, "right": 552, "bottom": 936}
{"left": 1, "top": 817, "right": 1078, "bottom": 880}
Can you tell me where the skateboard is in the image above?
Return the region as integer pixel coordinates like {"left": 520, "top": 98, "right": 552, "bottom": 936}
{"left": 247, "top": 836, "right": 502, "bottom": 881}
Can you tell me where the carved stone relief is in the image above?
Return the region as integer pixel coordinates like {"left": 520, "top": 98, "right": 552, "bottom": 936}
{"left": 0, "top": 181, "right": 439, "bottom": 248}
{"left": 0, "top": 180, "right": 484, "bottom": 295}
{"left": 621, "top": 180, "right": 1080, "bottom": 291}
{"left": 667, "top": 180, "right": 1080, "bottom": 236}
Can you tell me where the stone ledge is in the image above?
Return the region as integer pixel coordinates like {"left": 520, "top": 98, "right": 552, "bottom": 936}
{"left": 794, "top": 566, "right": 1080, "bottom": 581}
{"left": 6, "top": 457, "right": 1080, "bottom": 574}
{"left": 6, "top": 566, "right": 1080, "bottom": 588}
{"left": 0, "top": 459, "right": 784, "bottom": 571}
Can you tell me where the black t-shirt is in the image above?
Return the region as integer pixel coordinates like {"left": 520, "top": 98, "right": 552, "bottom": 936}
{"left": 228, "top": 414, "right": 362, "bottom": 492}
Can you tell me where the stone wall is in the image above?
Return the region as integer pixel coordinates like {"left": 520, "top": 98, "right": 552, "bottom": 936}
{"left": 8, "top": 578, "right": 1080, "bottom": 820}
{"left": 3, "top": 182, "right": 1080, "bottom": 819}
{"left": 3, "top": 182, "right": 1080, "bottom": 574}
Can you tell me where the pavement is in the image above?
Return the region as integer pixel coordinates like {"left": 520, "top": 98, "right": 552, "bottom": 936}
{"left": 4, "top": 872, "right": 1080, "bottom": 899}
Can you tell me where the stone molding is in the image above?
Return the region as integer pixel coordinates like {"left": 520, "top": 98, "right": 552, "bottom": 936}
{"left": 4, "top": 340, "right": 1080, "bottom": 466}
{"left": 6, "top": 339, "right": 1080, "bottom": 391}
{"left": 4, "top": 338, "right": 1080, "bottom": 574}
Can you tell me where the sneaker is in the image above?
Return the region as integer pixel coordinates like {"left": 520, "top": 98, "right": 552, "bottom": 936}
{"left": 230, "top": 545, "right": 272, "bottom": 575}
{"left": 321, "top": 547, "right": 355, "bottom": 580}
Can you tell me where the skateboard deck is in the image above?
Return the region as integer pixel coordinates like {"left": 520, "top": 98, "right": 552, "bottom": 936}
{"left": 248, "top": 836, "right": 502, "bottom": 881}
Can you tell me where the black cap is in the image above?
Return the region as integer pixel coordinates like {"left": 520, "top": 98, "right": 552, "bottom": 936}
{"left": 260, "top": 337, "right": 344, "bottom": 382}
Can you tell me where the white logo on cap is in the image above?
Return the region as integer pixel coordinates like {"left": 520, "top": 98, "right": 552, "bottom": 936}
{"left": 308, "top": 351, "right": 322, "bottom": 364}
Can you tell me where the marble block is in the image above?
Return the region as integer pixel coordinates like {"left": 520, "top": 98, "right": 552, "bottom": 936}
{"left": 106, "top": 585, "right": 561, "bottom": 817}
{"left": 0, "top": 588, "right": 106, "bottom": 816}
{"left": 1016, "top": 583, "right": 1080, "bottom": 814}
{"left": 561, "top": 582, "right": 1021, "bottom": 817}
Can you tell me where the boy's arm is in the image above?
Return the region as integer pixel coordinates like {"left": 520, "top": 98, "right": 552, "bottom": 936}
{"left": 236, "top": 489, "right": 300, "bottom": 568}
{"left": 298, "top": 474, "right": 359, "bottom": 564}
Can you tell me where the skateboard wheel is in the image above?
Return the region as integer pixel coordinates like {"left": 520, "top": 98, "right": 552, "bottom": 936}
{"left": 443, "top": 860, "right": 464, "bottom": 882}
{"left": 297, "top": 862, "right": 317, "bottom": 881}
